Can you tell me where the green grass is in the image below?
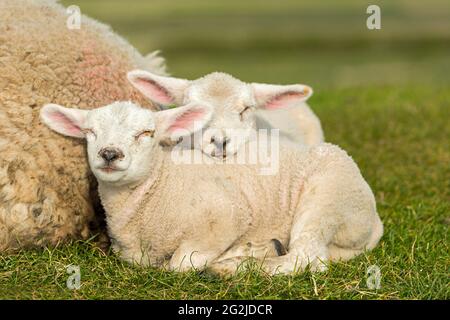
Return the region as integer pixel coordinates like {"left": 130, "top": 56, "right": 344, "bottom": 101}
{"left": 0, "top": 0, "right": 449, "bottom": 299}
{"left": 1, "top": 86, "right": 448, "bottom": 299}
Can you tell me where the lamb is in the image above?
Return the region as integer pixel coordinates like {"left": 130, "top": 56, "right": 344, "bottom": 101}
{"left": 0, "top": 0, "right": 166, "bottom": 251}
{"left": 39, "top": 101, "right": 383, "bottom": 275}
{"left": 127, "top": 70, "right": 324, "bottom": 157}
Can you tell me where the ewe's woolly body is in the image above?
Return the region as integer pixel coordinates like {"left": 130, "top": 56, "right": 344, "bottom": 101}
{"left": 0, "top": 0, "right": 164, "bottom": 250}
{"left": 100, "top": 141, "right": 382, "bottom": 270}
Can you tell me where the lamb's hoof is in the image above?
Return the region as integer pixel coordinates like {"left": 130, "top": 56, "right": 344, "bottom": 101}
{"left": 262, "top": 254, "right": 328, "bottom": 275}
{"left": 207, "top": 257, "right": 258, "bottom": 276}
{"left": 93, "top": 232, "right": 111, "bottom": 254}
{"left": 244, "top": 238, "right": 287, "bottom": 258}
{"left": 270, "top": 238, "right": 287, "bottom": 256}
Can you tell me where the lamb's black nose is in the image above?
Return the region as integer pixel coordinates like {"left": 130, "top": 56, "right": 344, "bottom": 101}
{"left": 99, "top": 148, "right": 123, "bottom": 163}
{"left": 211, "top": 137, "right": 229, "bottom": 151}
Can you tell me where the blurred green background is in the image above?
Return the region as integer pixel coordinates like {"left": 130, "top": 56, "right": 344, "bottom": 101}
{"left": 61, "top": 0, "right": 450, "bottom": 90}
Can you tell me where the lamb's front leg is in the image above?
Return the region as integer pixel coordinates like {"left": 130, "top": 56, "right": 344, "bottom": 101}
{"left": 207, "top": 239, "right": 287, "bottom": 276}
{"left": 170, "top": 236, "right": 287, "bottom": 273}
{"left": 169, "top": 238, "right": 236, "bottom": 272}
{"left": 168, "top": 213, "right": 243, "bottom": 272}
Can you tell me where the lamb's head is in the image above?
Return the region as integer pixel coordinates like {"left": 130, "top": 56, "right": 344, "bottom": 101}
{"left": 128, "top": 70, "right": 313, "bottom": 158}
{"left": 40, "top": 102, "right": 212, "bottom": 186}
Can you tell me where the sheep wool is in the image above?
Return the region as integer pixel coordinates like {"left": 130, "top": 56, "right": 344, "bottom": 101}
{"left": 0, "top": 0, "right": 164, "bottom": 250}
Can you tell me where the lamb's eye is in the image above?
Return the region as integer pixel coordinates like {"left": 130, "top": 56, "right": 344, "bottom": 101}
{"left": 135, "top": 129, "right": 155, "bottom": 140}
{"left": 82, "top": 128, "right": 96, "bottom": 138}
{"left": 239, "top": 106, "right": 252, "bottom": 121}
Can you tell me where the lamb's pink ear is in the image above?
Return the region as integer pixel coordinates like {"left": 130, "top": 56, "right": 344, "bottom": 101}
{"left": 127, "top": 70, "right": 190, "bottom": 106}
{"left": 251, "top": 83, "right": 313, "bottom": 110}
{"left": 154, "top": 104, "right": 212, "bottom": 140}
{"left": 40, "top": 104, "right": 87, "bottom": 138}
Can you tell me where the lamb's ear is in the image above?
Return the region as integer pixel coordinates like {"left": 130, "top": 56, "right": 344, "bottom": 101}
{"left": 154, "top": 104, "right": 212, "bottom": 140}
{"left": 40, "top": 104, "right": 87, "bottom": 138}
{"left": 251, "top": 83, "right": 313, "bottom": 110}
{"left": 127, "top": 70, "right": 190, "bottom": 106}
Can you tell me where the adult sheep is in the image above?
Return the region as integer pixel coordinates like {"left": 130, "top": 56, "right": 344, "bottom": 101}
{"left": 0, "top": 0, "right": 164, "bottom": 251}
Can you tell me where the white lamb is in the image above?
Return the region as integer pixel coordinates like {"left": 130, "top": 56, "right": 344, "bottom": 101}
{"left": 127, "top": 71, "right": 324, "bottom": 157}
{"left": 39, "top": 101, "right": 382, "bottom": 275}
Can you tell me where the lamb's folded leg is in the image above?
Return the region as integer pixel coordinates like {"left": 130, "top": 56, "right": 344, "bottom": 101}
{"left": 168, "top": 239, "right": 233, "bottom": 272}
{"left": 171, "top": 238, "right": 288, "bottom": 274}
{"left": 206, "top": 239, "right": 287, "bottom": 276}
{"left": 168, "top": 219, "right": 244, "bottom": 272}
{"left": 217, "top": 239, "right": 286, "bottom": 262}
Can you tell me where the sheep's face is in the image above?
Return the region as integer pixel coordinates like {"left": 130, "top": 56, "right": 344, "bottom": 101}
{"left": 83, "top": 102, "right": 158, "bottom": 185}
{"left": 40, "top": 102, "right": 157, "bottom": 185}
{"left": 40, "top": 102, "right": 212, "bottom": 186}
{"left": 128, "top": 70, "right": 313, "bottom": 159}
{"left": 189, "top": 73, "right": 256, "bottom": 158}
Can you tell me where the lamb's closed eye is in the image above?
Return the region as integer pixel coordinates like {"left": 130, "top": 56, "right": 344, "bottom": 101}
{"left": 82, "top": 128, "right": 97, "bottom": 139}
{"left": 239, "top": 106, "right": 253, "bottom": 121}
{"left": 135, "top": 129, "right": 155, "bottom": 140}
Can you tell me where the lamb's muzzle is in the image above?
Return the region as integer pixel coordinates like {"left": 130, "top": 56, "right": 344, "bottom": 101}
{"left": 99, "top": 148, "right": 124, "bottom": 164}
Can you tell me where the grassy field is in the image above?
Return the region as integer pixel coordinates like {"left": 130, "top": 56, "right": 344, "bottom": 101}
{"left": 0, "top": 0, "right": 449, "bottom": 299}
